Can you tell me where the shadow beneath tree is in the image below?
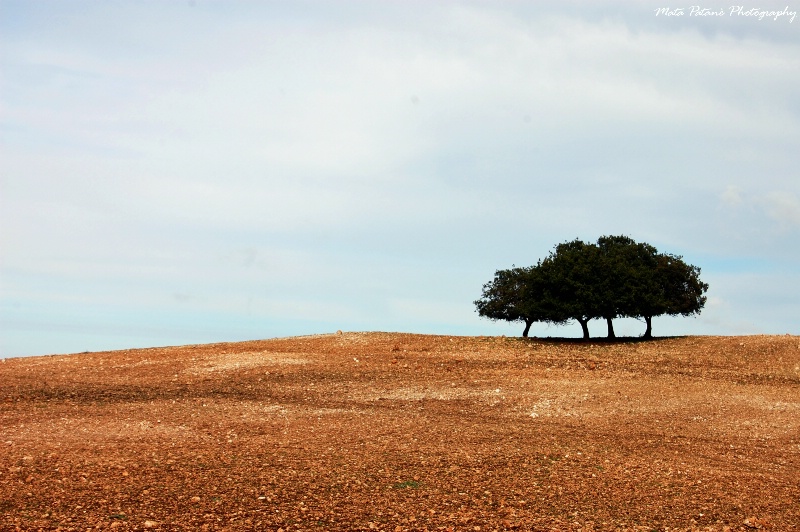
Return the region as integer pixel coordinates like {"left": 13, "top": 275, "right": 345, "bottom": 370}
{"left": 518, "top": 335, "right": 687, "bottom": 345}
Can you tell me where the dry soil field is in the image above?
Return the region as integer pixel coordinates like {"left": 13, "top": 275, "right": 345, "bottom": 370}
{"left": 1, "top": 333, "right": 798, "bottom": 531}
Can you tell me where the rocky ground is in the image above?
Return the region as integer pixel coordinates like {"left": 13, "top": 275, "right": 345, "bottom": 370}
{"left": 1, "top": 332, "right": 798, "bottom": 531}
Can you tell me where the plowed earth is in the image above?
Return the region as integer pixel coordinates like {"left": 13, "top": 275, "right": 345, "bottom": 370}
{"left": 1, "top": 333, "right": 799, "bottom": 532}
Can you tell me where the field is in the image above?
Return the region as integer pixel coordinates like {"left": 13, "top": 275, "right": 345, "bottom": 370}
{"left": 1, "top": 333, "right": 798, "bottom": 531}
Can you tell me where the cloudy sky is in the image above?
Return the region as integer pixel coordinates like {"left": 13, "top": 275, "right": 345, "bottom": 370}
{"left": 1, "top": 1, "right": 798, "bottom": 358}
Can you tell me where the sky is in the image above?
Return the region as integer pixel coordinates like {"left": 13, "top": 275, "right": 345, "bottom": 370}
{"left": 1, "top": 1, "right": 799, "bottom": 358}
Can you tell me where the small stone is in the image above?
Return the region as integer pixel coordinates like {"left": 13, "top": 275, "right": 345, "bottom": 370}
{"left": 191, "top": 496, "right": 201, "bottom": 503}
{"left": 144, "top": 520, "right": 158, "bottom": 528}
{"left": 743, "top": 518, "right": 763, "bottom": 529}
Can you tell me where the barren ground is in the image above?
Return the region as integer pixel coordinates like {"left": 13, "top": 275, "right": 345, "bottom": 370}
{"left": 1, "top": 333, "right": 799, "bottom": 531}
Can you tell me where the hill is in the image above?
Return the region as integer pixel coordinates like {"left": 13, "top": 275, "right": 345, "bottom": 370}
{"left": 1, "top": 333, "right": 798, "bottom": 531}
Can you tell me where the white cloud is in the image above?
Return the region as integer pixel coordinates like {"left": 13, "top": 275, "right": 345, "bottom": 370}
{"left": 714, "top": 185, "right": 800, "bottom": 236}
{"left": 720, "top": 185, "right": 744, "bottom": 208}
{"left": 759, "top": 191, "right": 800, "bottom": 229}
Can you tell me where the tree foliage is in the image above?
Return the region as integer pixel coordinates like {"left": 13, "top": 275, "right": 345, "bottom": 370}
{"left": 474, "top": 264, "right": 568, "bottom": 337}
{"left": 475, "top": 236, "right": 708, "bottom": 339}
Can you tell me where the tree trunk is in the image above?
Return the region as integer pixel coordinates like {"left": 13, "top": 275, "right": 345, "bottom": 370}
{"left": 578, "top": 318, "right": 590, "bottom": 340}
{"left": 522, "top": 319, "right": 533, "bottom": 338}
{"left": 643, "top": 316, "right": 652, "bottom": 339}
{"left": 606, "top": 317, "right": 615, "bottom": 339}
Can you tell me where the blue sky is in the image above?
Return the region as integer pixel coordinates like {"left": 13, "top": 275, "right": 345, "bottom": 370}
{"left": 1, "top": 1, "right": 799, "bottom": 357}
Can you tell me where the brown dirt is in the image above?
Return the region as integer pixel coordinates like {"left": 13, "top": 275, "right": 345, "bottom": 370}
{"left": 1, "top": 333, "right": 799, "bottom": 531}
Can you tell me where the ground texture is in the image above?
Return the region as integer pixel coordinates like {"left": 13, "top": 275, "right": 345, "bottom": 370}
{"left": 1, "top": 333, "right": 799, "bottom": 531}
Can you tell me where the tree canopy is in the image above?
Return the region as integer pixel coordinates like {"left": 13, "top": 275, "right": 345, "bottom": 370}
{"left": 473, "top": 264, "right": 569, "bottom": 338}
{"left": 475, "top": 236, "right": 708, "bottom": 339}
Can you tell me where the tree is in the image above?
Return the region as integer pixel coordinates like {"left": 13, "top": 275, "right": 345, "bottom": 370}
{"left": 594, "top": 236, "right": 661, "bottom": 339}
{"left": 474, "top": 267, "right": 532, "bottom": 337}
{"left": 636, "top": 253, "right": 708, "bottom": 338}
{"left": 541, "top": 239, "right": 603, "bottom": 339}
{"left": 475, "top": 236, "right": 708, "bottom": 339}
{"left": 474, "top": 264, "right": 568, "bottom": 337}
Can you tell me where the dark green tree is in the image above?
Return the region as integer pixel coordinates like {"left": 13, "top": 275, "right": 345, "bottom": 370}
{"left": 476, "top": 236, "right": 708, "bottom": 340}
{"left": 474, "top": 264, "right": 568, "bottom": 337}
{"left": 635, "top": 253, "right": 708, "bottom": 338}
{"left": 594, "top": 235, "right": 661, "bottom": 338}
{"left": 541, "top": 239, "right": 603, "bottom": 339}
